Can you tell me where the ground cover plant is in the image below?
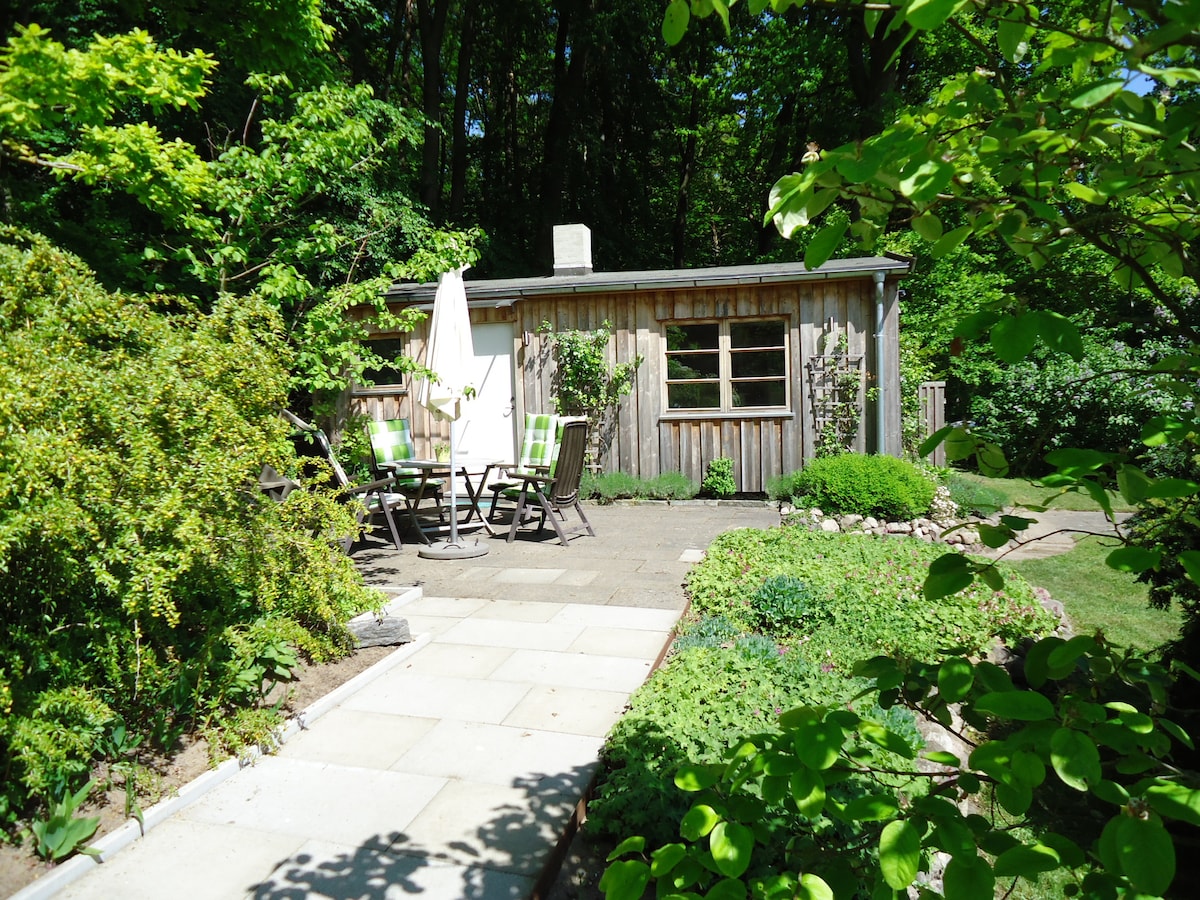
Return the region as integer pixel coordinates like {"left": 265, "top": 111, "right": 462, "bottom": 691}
{"left": 686, "top": 527, "right": 1051, "bottom": 659}
{"left": 0, "top": 231, "right": 383, "bottom": 845}
{"left": 591, "top": 523, "right": 1057, "bottom": 894}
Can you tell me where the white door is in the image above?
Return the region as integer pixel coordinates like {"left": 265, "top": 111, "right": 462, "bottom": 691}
{"left": 456, "top": 322, "right": 515, "bottom": 468}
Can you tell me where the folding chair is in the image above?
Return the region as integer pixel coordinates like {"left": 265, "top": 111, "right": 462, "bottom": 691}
{"left": 281, "top": 411, "right": 404, "bottom": 552}
{"left": 506, "top": 418, "right": 596, "bottom": 546}
{"left": 487, "top": 413, "right": 559, "bottom": 522}
{"left": 366, "top": 419, "right": 446, "bottom": 534}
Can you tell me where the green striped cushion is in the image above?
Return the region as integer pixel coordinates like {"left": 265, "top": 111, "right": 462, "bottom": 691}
{"left": 367, "top": 418, "right": 417, "bottom": 475}
{"left": 518, "top": 413, "right": 558, "bottom": 471}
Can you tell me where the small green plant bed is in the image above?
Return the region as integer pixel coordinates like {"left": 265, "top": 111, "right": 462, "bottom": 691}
{"left": 950, "top": 471, "right": 1136, "bottom": 513}
{"left": 581, "top": 470, "right": 699, "bottom": 502}
{"left": 768, "top": 453, "right": 936, "bottom": 520}
{"left": 1011, "top": 535, "right": 1180, "bottom": 655}
{"left": 588, "top": 642, "right": 922, "bottom": 850}
{"left": 687, "top": 527, "right": 1054, "bottom": 662}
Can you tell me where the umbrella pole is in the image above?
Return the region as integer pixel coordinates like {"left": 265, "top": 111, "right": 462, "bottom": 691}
{"left": 419, "top": 412, "right": 489, "bottom": 559}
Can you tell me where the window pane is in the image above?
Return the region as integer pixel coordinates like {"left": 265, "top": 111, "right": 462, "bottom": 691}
{"left": 667, "top": 352, "right": 720, "bottom": 380}
{"left": 359, "top": 338, "right": 405, "bottom": 387}
{"left": 731, "top": 349, "right": 785, "bottom": 379}
{"left": 668, "top": 381, "right": 720, "bottom": 409}
{"left": 667, "top": 323, "right": 719, "bottom": 351}
{"left": 732, "top": 380, "right": 786, "bottom": 408}
{"left": 731, "top": 320, "right": 784, "bottom": 349}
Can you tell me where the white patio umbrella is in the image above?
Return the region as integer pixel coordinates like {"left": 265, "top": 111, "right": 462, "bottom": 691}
{"left": 416, "top": 265, "right": 488, "bottom": 558}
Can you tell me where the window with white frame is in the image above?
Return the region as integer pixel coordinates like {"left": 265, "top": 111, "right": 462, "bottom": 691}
{"left": 664, "top": 319, "right": 788, "bottom": 411}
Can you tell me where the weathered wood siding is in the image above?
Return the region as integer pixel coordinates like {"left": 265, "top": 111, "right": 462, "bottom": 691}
{"left": 348, "top": 275, "right": 902, "bottom": 492}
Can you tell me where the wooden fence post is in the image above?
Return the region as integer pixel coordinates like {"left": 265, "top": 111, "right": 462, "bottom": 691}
{"left": 919, "top": 381, "right": 946, "bottom": 466}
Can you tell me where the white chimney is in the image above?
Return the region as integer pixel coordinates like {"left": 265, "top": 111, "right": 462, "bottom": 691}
{"left": 553, "top": 224, "right": 593, "bottom": 276}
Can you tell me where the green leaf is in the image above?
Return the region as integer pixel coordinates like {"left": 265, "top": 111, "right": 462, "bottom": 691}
{"left": 997, "top": 17, "right": 1031, "bottom": 63}
{"left": 1115, "top": 815, "right": 1175, "bottom": 896}
{"left": 650, "top": 842, "right": 687, "bottom": 877}
{"left": 1033, "top": 310, "right": 1084, "bottom": 360}
{"left": 707, "top": 878, "right": 747, "bottom": 900}
{"left": 938, "top": 657, "right": 974, "bottom": 703}
{"left": 905, "top": 0, "right": 966, "bottom": 31}
{"left": 1063, "top": 181, "right": 1107, "bottom": 205}
{"left": 911, "top": 213, "right": 943, "bottom": 241}
{"left": 710, "top": 820, "right": 755, "bottom": 879}
{"left": 804, "top": 220, "right": 848, "bottom": 270}
{"left": 992, "top": 843, "right": 1060, "bottom": 878}
{"left": 924, "top": 750, "right": 960, "bottom": 766}
{"left": 796, "top": 873, "right": 835, "bottom": 900}
{"left": 1106, "top": 546, "right": 1161, "bottom": 573}
{"left": 1045, "top": 447, "right": 1114, "bottom": 473}
{"left": 924, "top": 553, "right": 974, "bottom": 600}
{"left": 990, "top": 314, "right": 1038, "bottom": 363}
{"left": 681, "top": 804, "right": 721, "bottom": 841}
{"left": 1146, "top": 782, "right": 1200, "bottom": 826}
{"left": 675, "top": 764, "right": 721, "bottom": 792}
{"left": 607, "top": 835, "right": 646, "bottom": 861}
{"left": 1050, "top": 728, "right": 1101, "bottom": 791}
{"left": 1067, "top": 79, "right": 1125, "bottom": 109}
{"left": 663, "top": 0, "right": 690, "bottom": 45}
{"left": 976, "top": 523, "right": 1013, "bottom": 549}
{"left": 974, "top": 691, "right": 1055, "bottom": 721}
{"left": 599, "top": 859, "right": 651, "bottom": 900}
{"left": 899, "top": 157, "right": 955, "bottom": 202}
{"left": 793, "top": 721, "right": 844, "bottom": 771}
{"left": 844, "top": 793, "right": 900, "bottom": 821}
{"left": 919, "top": 424, "right": 954, "bottom": 457}
{"left": 1145, "top": 478, "right": 1200, "bottom": 499}
{"left": 1021, "top": 636, "right": 1063, "bottom": 689}
{"left": 879, "top": 820, "right": 921, "bottom": 889}
{"left": 1179, "top": 550, "right": 1200, "bottom": 585}
{"left": 859, "top": 720, "right": 916, "bottom": 759}
{"left": 789, "top": 767, "right": 827, "bottom": 817}
{"left": 942, "top": 853, "right": 995, "bottom": 900}
{"left": 931, "top": 224, "right": 972, "bottom": 259}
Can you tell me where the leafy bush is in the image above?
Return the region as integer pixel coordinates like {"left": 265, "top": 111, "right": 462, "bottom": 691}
{"left": 645, "top": 471, "right": 700, "bottom": 500}
{"left": 945, "top": 471, "right": 1010, "bottom": 516}
{"left": 773, "top": 453, "right": 936, "bottom": 520}
{"left": 0, "top": 231, "right": 382, "bottom": 824}
{"left": 968, "top": 334, "right": 1183, "bottom": 477}
{"left": 701, "top": 457, "right": 737, "bottom": 498}
{"left": 670, "top": 615, "right": 741, "bottom": 652}
{"left": 686, "top": 528, "right": 1052, "bottom": 661}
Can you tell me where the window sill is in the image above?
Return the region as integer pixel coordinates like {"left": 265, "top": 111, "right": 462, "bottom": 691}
{"left": 350, "top": 386, "right": 408, "bottom": 397}
{"left": 658, "top": 409, "right": 794, "bottom": 422}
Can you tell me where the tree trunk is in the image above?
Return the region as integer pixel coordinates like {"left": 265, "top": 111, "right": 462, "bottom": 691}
{"left": 672, "top": 84, "right": 701, "bottom": 268}
{"left": 449, "top": 0, "right": 477, "bottom": 219}
{"left": 416, "top": 0, "right": 452, "bottom": 216}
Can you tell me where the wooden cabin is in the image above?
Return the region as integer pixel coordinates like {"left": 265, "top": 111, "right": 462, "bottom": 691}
{"left": 347, "top": 226, "right": 910, "bottom": 494}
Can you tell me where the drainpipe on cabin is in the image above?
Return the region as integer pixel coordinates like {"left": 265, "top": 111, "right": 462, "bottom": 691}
{"left": 873, "top": 270, "right": 888, "bottom": 456}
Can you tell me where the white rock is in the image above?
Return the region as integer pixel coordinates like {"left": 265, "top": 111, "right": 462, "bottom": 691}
{"left": 819, "top": 519, "right": 841, "bottom": 533}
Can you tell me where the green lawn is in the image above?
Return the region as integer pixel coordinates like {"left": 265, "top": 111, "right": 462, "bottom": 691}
{"left": 1010, "top": 535, "right": 1181, "bottom": 654}
{"left": 950, "top": 471, "right": 1137, "bottom": 513}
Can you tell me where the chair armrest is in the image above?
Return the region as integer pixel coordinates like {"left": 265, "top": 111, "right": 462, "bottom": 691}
{"left": 345, "top": 475, "right": 399, "bottom": 494}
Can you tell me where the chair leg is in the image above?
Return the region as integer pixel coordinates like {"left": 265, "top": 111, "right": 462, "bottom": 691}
{"left": 375, "top": 490, "right": 404, "bottom": 550}
{"left": 572, "top": 500, "right": 596, "bottom": 537}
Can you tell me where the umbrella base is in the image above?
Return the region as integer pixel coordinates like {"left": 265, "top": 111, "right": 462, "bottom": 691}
{"left": 418, "top": 539, "right": 490, "bottom": 560}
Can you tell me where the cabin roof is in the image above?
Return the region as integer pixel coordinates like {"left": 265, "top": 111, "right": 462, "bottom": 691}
{"left": 383, "top": 255, "right": 911, "bottom": 306}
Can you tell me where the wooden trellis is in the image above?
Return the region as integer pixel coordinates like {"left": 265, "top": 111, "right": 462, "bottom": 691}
{"left": 806, "top": 354, "right": 866, "bottom": 453}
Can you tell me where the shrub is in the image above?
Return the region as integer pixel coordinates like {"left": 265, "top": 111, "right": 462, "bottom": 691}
{"left": 0, "top": 231, "right": 382, "bottom": 826}
{"left": 776, "top": 453, "right": 936, "bottom": 520}
{"left": 701, "top": 457, "right": 737, "bottom": 498}
{"left": 644, "top": 471, "right": 700, "bottom": 500}
{"left": 670, "top": 615, "right": 741, "bottom": 653}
